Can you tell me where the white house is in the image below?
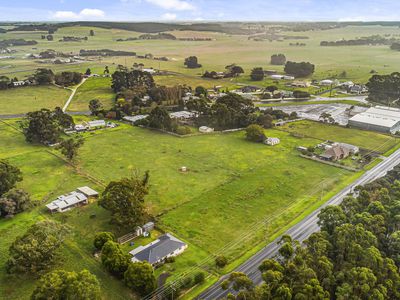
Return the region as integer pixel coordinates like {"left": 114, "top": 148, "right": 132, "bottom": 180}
{"left": 265, "top": 137, "right": 280, "bottom": 146}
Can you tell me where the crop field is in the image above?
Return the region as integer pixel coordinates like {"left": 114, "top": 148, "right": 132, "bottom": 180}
{"left": 68, "top": 77, "right": 115, "bottom": 112}
{"left": 1, "top": 25, "right": 400, "bottom": 84}
{"left": 278, "top": 120, "right": 399, "bottom": 153}
{"left": 0, "top": 85, "right": 70, "bottom": 115}
{"left": 2, "top": 117, "right": 397, "bottom": 298}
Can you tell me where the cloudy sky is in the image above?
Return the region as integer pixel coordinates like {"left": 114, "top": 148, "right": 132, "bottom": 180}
{"left": 0, "top": 0, "right": 399, "bottom": 22}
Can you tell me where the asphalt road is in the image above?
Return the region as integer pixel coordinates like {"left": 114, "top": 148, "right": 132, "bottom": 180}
{"left": 199, "top": 147, "right": 400, "bottom": 299}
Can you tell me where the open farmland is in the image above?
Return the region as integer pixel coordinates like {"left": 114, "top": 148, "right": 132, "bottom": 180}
{"left": 68, "top": 77, "right": 115, "bottom": 112}
{"left": 1, "top": 25, "right": 400, "bottom": 83}
{"left": 2, "top": 117, "right": 398, "bottom": 298}
{"left": 278, "top": 120, "right": 399, "bottom": 153}
{"left": 0, "top": 85, "right": 70, "bottom": 115}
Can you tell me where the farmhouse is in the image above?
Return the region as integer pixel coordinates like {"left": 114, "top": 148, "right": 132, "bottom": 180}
{"left": 320, "top": 144, "right": 350, "bottom": 161}
{"left": 45, "top": 187, "right": 98, "bottom": 213}
{"left": 264, "top": 137, "right": 280, "bottom": 146}
{"left": 129, "top": 233, "right": 187, "bottom": 266}
{"left": 348, "top": 106, "right": 400, "bottom": 134}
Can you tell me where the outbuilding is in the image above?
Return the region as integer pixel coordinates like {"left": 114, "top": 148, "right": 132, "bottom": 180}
{"left": 265, "top": 137, "right": 280, "bottom": 146}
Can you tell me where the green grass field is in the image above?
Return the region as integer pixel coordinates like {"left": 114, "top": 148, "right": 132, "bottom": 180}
{"left": 0, "top": 85, "right": 70, "bottom": 115}
{"left": 68, "top": 77, "right": 115, "bottom": 112}
{"left": 278, "top": 120, "right": 399, "bottom": 153}
{"left": 2, "top": 117, "right": 398, "bottom": 299}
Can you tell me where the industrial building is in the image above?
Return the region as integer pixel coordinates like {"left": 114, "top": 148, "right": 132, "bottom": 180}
{"left": 348, "top": 106, "right": 400, "bottom": 134}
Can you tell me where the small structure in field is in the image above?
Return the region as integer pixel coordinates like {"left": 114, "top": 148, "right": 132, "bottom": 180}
{"left": 129, "top": 233, "right": 187, "bottom": 266}
{"left": 180, "top": 166, "right": 188, "bottom": 172}
{"left": 46, "top": 186, "right": 98, "bottom": 213}
{"left": 264, "top": 137, "right": 280, "bottom": 146}
{"left": 199, "top": 126, "right": 214, "bottom": 133}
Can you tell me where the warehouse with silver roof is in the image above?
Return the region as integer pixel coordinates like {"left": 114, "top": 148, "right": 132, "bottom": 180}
{"left": 348, "top": 106, "right": 400, "bottom": 134}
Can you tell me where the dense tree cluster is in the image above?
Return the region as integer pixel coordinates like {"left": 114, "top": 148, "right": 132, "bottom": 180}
{"left": 366, "top": 72, "right": 400, "bottom": 106}
{"left": 0, "top": 189, "right": 32, "bottom": 218}
{"left": 222, "top": 165, "right": 400, "bottom": 299}
{"left": 284, "top": 61, "right": 315, "bottom": 77}
{"left": 99, "top": 240, "right": 156, "bottom": 296}
{"left": 33, "top": 68, "right": 55, "bottom": 85}
{"left": 94, "top": 232, "right": 115, "bottom": 250}
{"left": 111, "top": 69, "right": 155, "bottom": 93}
{"left": 225, "top": 64, "right": 245, "bottom": 77}
{"left": 321, "top": 35, "right": 398, "bottom": 46}
{"left": 391, "top": 43, "right": 400, "bottom": 51}
{"left": 31, "top": 269, "right": 101, "bottom": 300}
{"left": 147, "top": 106, "right": 174, "bottom": 131}
{"left": 7, "top": 220, "right": 68, "bottom": 274}
{"left": 0, "top": 161, "right": 32, "bottom": 218}
{"left": 0, "top": 160, "right": 22, "bottom": 197}
{"left": 21, "top": 107, "right": 74, "bottom": 145}
{"left": 250, "top": 67, "right": 265, "bottom": 81}
{"left": 54, "top": 71, "right": 82, "bottom": 86}
{"left": 184, "top": 56, "right": 202, "bottom": 68}
{"left": 206, "top": 93, "right": 257, "bottom": 130}
{"left": 270, "top": 54, "right": 286, "bottom": 65}
{"left": 99, "top": 172, "right": 149, "bottom": 230}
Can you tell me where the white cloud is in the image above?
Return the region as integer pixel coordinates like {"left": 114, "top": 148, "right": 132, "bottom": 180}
{"left": 80, "top": 8, "right": 105, "bottom": 18}
{"left": 52, "top": 8, "right": 105, "bottom": 20}
{"left": 161, "top": 13, "right": 177, "bottom": 20}
{"left": 53, "top": 11, "right": 80, "bottom": 20}
{"left": 146, "top": 0, "right": 195, "bottom": 11}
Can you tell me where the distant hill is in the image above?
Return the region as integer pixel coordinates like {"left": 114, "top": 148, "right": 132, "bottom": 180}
{"left": 7, "top": 21, "right": 258, "bottom": 35}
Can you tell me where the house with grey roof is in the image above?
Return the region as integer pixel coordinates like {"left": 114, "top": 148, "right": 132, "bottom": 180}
{"left": 46, "top": 186, "right": 98, "bottom": 213}
{"left": 129, "top": 233, "right": 187, "bottom": 266}
{"left": 46, "top": 191, "right": 88, "bottom": 213}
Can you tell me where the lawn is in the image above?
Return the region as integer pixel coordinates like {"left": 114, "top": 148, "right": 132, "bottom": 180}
{"left": 68, "top": 77, "right": 115, "bottom": 112}
{"left": 0, "top": 85, "right": 71, "bottom": 115}
{"left": 0, "top": 118, "right": 398, "bottom": 299}
{"left": 278, "top": 120, "right": 399, "bottom": 153}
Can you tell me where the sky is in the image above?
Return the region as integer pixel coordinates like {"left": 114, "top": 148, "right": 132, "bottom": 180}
{"left": 0, "top": 0, "right": 400, "bottom": 22}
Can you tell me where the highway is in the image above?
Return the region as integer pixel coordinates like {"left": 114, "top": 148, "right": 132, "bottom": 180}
{"left": 199, "top": 147, "right": 400, "bottom": 299}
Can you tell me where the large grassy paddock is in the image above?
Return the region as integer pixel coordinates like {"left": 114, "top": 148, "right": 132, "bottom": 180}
{"left": 278, "top": 120, "right": 399, "bottom": 153}
{"left": 0, "top": 85, "right": 70, "bottom": 115}
{"left": 68, "top": 77, "right": 115, "bottom": 112}
{"left": 0, "top": 118, "right": 399, "bottom": 299}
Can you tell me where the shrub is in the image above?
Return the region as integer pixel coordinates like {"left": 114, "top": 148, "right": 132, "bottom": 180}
{"left": 215, "top": 255, "right": 228, "bottom": 268}
{"left": 194, "top": 271, "right": 206, "bottom": 284}
{"left": 176, "top": 126, "right": 192, "bottom": 135}
{"left": 94, "top": 232, "right": 115, "bottom": 250}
